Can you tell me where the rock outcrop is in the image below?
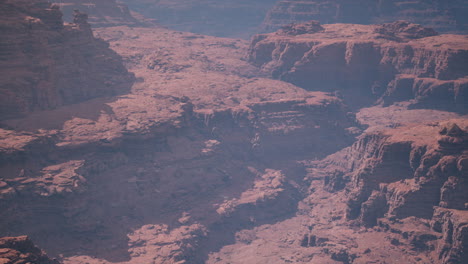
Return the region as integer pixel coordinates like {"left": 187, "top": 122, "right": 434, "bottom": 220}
{"left": 261, "top": 0, "right": 468, "bottom": 34}
{"left": 0, "top": 236, "right": 59, "bottom": 264}
{"left": 50, "top": 0, "right": 142, "bottom": 27}
{"left": 248, "top": 21, "right": 468, "bottom": 112}
{"left": 0, "top": 2, "right": 467, "bottom": 264}
{"left": 0, "top": 0, "right": 134, "bottom": 120}
{"left": 310, "top": 119, "right": 468, "bottom": 263}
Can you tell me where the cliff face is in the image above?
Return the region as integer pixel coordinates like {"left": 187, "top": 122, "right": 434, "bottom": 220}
{"left": 0, "top": 0, "right": 134, "bottom": 120}
{"left": 0, "top": 236, "right": 59, "bottom": 264}
{"left": 261, "top": 0, "right": 468, "bottom": 34}
{"left": 0, "top": 2, "right": 467, "bottom": 264}
{"left": 248, "top": 21, "right": 468, "bottom": 112}
{"left": 118, "top": 0, "right": 278, "bottom": 38}
{"left": 310, "top": 120, "right": 468, "bottom": 263}
{"left": 0, "top": 24, "right": 359, "bottom": 263}
{"left": 50, "top": 0, "right": 142, "bottom": 27}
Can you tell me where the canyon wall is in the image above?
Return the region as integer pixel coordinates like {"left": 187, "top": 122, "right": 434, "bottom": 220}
{"left": 0, "top": 236, "right": 60, "bottom": 264}
{"left": 248, "top": 21, "right": 468, "bottom": 112}
{"left": 311, "top": 120, "right": 468, "bottom": 263}
{"left": 0, "top": 0, "right": 134, "bottom": 120}
{"left": 50, "top": 0, "right": 143, "bottom": 27}
{"left": 261, "top": 0, "right": 468, "bottom": 34}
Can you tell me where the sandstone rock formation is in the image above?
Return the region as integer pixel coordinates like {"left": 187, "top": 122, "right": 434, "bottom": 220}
{"left": 0, "top": 2, "right": 467, "bottom": 264}
{"left": 50, "top": 0, "right": 142, "bottom": 27}
{"left": 0, "top": 0, "right": 134, "bottom": 120}
{"left": 261, "top": 0, "right": 468, "bottom": 34}
{"left": 0, "top": 236, "right": 59, "bottom": 264}
{"left": 248, "top": 21, "right": 468, "bottom": 112}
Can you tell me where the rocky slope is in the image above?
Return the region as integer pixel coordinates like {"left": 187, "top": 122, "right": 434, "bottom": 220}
{"left": 249, "top": 21, "right": 468, "bottom": 112}
{"left": 0, "top": 236, "right": 59, "bottom": 264}
{"left": 0, "top": 23, "right": 358, "bottom": 263}
{"left": 0, "top": 0, "right": 134, "bottom": 120}
{"left": 50, "top": 0, "right": 143, "bottom": 27}
{"left": 118, "top": 0, "right": 278, "bottom": 38}
{"left": 261, "top": 0, "right": 468, "bottom": 34}
{"left": 0, "top": 2, "right": 467, "bottom": 264}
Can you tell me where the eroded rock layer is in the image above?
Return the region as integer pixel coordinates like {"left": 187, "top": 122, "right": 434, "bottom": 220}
{"left": 261, "top": 0, "right": 468, "bottom": 34}
{"left": 0, "top": 236, "right": 59, "bottom": 264}
{"left": 248, "top": 21, "right": 468, "bottom": 112}
{"left": 50, "top": 0, "right": 142, "bottom": 27}
{"left": 0, "top": 0, "right": 134, "bottom": 120}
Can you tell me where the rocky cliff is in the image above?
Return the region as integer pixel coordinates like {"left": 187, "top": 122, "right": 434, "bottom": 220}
{"left": 261, "top": 0, "right": 468, "bottom": 34}
{"left": 0, "top": 2, "right": 467, "bottom": 264}
{"left": 0, "top": 236, "right": 59, "bottom": 264}
{"left": 50, "top": 0, "right": 143, "bottom": 27}
{"left": 0, "top": 0, "right": 134, "bottom": 120}
{"left": 248, "top": 21, "right": 468, "bottom": 112}
{"left": 306, "top": 119, "right": 468, "bottom": 263}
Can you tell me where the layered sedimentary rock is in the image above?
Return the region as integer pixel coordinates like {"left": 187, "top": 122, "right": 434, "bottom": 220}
{"left": 0, "top": 236, "right": 59, "bottom": 264}
{"left": 261, "top": 0, "right": 468, "bottom": 34}
{"left": 0, "top": 0, "right": 134, "bottom": 120}
{"left": 310, "top": 119, "right": 468, "bottom": 263}
{"left": 118, "top": 0, "right": 278, "bottom": 38}
{"left": 50, "top": 0, "right": 142, "bottom": 27}
{"left": 249, "top": 21, "right": 468, "bottom": 112}
{"left": 0, "top": 24, "right": 358, "bottom": 263}
{"left": 1, "top": 2, "right": 467, "bottom": 264}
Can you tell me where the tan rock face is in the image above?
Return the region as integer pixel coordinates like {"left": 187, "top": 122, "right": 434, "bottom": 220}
{"left": 248, "top": 21, "right": 468, "bottom": 112}
{"left": 261, "top": 0, "right": 468, "bottom": 34}
{"left": 0, "top": 2, "right": 467, "bottom": 264}
{"left": 0, "top": 0, "right": 134, "bottom": 120}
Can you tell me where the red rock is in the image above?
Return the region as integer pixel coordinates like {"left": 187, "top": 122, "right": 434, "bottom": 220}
{"left": 50, "top": 0, "right": 143, "bottom": 27}
{"left": 261, "top": 0, "right": 468, "bottom": 34}
{"left": 0, "top": 236, "right": 59, "bottom": 264}
{"left": 248, "top": 21, "right": 468, "bottom": 112}
{"left": 0, "top": 0, "right": 135, "bottom": 120}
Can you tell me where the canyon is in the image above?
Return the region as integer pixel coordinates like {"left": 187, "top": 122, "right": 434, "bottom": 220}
{"left": 0, "top": 1, "right": 467, "bottom": 264}
{"left": 261, "top": 0, "right": 468, "bottom": 34}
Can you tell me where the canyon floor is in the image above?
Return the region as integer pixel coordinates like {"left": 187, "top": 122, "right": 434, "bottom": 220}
{"left": 1, "top": 7, "right": 467, "bottom": 264}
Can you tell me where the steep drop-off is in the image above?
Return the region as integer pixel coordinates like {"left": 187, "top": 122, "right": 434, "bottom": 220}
{"left": 0, "top": 2, "right": 467, "bottom": 264}
{"left": 249, "top": 21, "right": 468, "bottom": 112}
{"left": 0, "top": 236, "right": 60, "bottom": 264}
{"left": 261, "top": 0, "right": 468, "bottom": 34}
{"left": 0, "top": 0, "right": 134, "bottom": 120}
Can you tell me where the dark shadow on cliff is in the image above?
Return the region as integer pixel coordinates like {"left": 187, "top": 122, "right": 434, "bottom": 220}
{"left": 0, "top": 96, "right": 120, "bottom": 132}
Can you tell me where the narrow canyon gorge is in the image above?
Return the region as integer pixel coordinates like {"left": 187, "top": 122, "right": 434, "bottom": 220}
{"left": 0, "top": 1, "right": 467, "bottom": 264}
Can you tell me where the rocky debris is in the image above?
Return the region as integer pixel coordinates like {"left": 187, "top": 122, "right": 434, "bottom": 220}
{"left": 261, "top": 0, "right": 468, "bottom": 34}
{"left": 50, "top": 0, "right": 142, "bottom": 27}
{"left": 0, "top": 236, "right": 59, "bottom": 264}
{"left": 248, "top": 21, "right": 468, "bottom": 112}
{"left": 0, "top": 0, "right": 134, "bottom": 120}
{"left": 310, "top": 120, "right": 468, "bottom": 263}
{"left": 0, "top": 24, "right": 359, "bottom": 263}
{"left": 277, "top": 20, "right": 324, "bottom": 36}
{"left": 0, "top": 2, "right": 467, "bottom": 264}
